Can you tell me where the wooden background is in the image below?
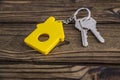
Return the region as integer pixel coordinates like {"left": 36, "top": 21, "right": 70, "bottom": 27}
{"left": 0, "top": 0, "right": 120, "bottom": 80}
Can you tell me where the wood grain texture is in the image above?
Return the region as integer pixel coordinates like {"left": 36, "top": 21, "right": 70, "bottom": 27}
{"left": 0, "top": 0, "right": 120, "bottom": 80}
{"left": 0, "top": 64, "right": 90, "bottom": 80}
{"left": 0, "top": 0, "right": 120, "bottom": 23}
{"left": 0, "top": 23, "right": 120, "bottom": 64}
{"left": 0, "top": 65, "right": 120, "bottom": 80}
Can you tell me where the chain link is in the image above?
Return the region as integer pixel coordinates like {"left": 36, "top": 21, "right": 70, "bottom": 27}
{"left": 61, "top": 15, "right": 74, "bottom": 24}
{"left": 61, "top": 7, "right": 91, "bottom": 24}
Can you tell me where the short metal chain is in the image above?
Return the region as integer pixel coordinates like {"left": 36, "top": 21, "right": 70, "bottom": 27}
{"left": 61, "top": 7, "right": 91, "bottom": 24}
{"left": 61, "top": 15, "right": 74, "bottom": 24}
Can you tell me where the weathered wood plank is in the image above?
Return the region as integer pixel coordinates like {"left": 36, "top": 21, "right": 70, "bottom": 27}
{"left": 0, "top": 64, "right": 89, "bottom": 80}
{"left": 0, "top": 23, "right": 120, "bottom": 64}
{"left": 0, "top": 64, "right": 120, "bottom": 80}
{"left": 0, "top": 0, "right": 120, "bottom": 80}
{"left": 0, "top": 0, "right": 120, "bottom": 23}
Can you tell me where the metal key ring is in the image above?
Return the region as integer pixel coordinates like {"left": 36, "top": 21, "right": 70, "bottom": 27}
{"left": 73, "top": 7, "right": 91, "bottom": 21}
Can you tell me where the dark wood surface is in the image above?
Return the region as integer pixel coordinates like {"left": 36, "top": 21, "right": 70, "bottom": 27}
{"left": 0, "top": 0, "right": 120, "bottom": 80}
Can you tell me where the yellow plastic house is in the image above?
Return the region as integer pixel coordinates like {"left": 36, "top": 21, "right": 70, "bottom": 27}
{"left": 24, "top": 16, "right": 65, "bottom": 55}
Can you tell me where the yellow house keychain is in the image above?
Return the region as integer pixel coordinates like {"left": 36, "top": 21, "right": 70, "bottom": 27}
{"left": 24, "top": 16, "right": 65, "bottom": 55}
{"left": 24, "top": 7, "right": 105, "bottom": 55}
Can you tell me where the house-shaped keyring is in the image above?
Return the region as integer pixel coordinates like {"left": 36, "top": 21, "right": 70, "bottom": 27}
{"left": 24, "top": 16, "right": 65, "bottom": 55}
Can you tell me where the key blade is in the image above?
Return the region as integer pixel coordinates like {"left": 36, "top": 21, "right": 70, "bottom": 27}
{"left": 81, "top": 28, "right": 88, "bottom": 47}
{"left": 91, "top": 28, "right": 105, "bottom": 43}
{"left": 78, "top": 20, "right": 88, "bottom": 47}
{"left": 75, "top": 19, "right": 89, "bottom": 47}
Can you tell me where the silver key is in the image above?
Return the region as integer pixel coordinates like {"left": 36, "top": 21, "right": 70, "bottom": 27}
{"left": 75, "top": 19, "right": 88, "bottom": 47}
{"left": 73, "top": 7, "right": 105, "bottom": 47}
{"left": 80, "top": 17, "right": 105, "bottom": 43}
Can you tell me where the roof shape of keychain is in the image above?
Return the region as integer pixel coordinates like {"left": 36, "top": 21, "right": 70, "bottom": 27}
{"left": 24, "top": 16, "right": 65, "bottom": 55}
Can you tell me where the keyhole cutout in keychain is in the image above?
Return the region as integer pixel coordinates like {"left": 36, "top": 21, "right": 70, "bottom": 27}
{"left": 38, "top": 34, "right": 49, "bottom": 42}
